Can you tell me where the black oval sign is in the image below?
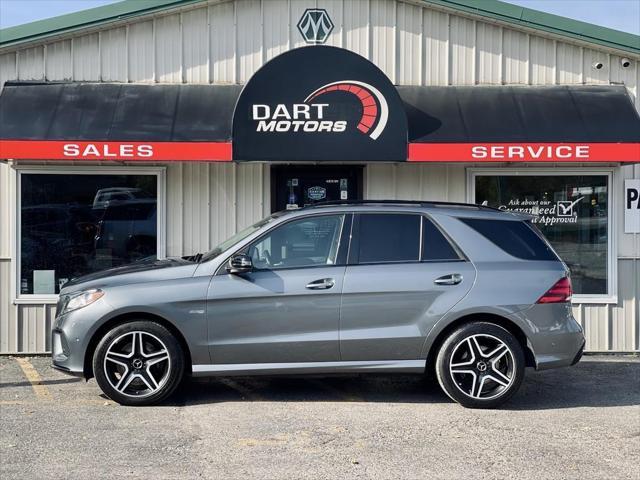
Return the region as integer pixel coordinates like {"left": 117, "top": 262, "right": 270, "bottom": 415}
{"left": 232, "top": 46, "right": 408, "bottom": 162}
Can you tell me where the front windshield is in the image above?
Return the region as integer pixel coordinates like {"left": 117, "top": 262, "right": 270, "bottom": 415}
{"left": 199, "top": 213, "right": 282, "bottom": 262}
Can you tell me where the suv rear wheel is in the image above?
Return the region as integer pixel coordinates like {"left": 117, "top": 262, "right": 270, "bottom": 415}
{"left": 435, "top": 322, "right": 525, "bottom": 409}
{"left": 93, "top": 321, "right": 184, "bottom": 406}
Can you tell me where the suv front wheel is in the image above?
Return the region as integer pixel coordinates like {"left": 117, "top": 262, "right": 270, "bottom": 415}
{"left": 435, "top": 322, "right": 525, "bottom": 409}
{"left": 93, "top": 320, "right": 185, "bottom": 406}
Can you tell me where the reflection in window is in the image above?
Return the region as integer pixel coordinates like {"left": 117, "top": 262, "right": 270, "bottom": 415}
{"left": 247, "top": 215, "right": 344, "bottom": 270}
{"left": 475, "top": 175, "right": 608, "bottom": 295}
{"left": 21, "top": 174, "right": 158, "bottom": 294}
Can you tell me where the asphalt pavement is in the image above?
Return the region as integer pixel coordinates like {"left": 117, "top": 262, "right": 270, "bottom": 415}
{"left": 1, "top": 355, "right": 639, "bottom": 480}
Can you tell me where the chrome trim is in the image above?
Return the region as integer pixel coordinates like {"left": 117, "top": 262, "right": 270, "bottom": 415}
{"left": 192, "top": 360, "right": 425, "bottom": 377}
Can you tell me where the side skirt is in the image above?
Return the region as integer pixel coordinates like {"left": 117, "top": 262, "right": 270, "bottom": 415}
{"left": 191, "top": 360, "right": 425, "bottom": 377}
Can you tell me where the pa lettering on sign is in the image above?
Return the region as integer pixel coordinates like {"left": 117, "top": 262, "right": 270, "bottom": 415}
{"left": 624, "top": 180, "right": 640, "bottom": 234}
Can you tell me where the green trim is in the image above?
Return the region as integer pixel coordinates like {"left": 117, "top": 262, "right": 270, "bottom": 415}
{"left": 424, "top": 0, "right": 639, "bottom": 55}
{"left": 0, "top": 0, "right": 638, "bottom": 55}
{"left": 0, "top": 0, "right": 200, "bottom": 47}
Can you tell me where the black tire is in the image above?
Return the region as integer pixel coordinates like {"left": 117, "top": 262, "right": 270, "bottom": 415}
{"left": 435, "top": 322, "right": 525, "bottom": 409}
{"left": 93, "top": 321, "right": 184, "bottom": 406}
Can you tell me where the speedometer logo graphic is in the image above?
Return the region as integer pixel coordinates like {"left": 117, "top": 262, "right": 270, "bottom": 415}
{"left": 304, "top": 80, "right": 389, "bottom": 140}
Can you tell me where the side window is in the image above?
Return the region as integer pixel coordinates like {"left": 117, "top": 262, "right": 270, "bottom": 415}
{"left": 355, "top": 214, "right": 421, "bottom": 264}
{"left": 247, "top": 215, "right": 344, "bottom": 270}
{"left": 422, "top": 217, "right": 462, "bottom": 261}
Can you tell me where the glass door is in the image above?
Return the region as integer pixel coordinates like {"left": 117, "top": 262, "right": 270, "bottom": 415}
{"left": 272, "top": 166, "right": 363, "bottom": 212}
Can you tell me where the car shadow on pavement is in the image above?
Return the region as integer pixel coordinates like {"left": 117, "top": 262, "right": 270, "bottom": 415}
{"left": 506, "top": 360, "right": 640, "bottom": 411}
{"left": 169, "top": 374, "right": 450, "bottom": 406}
{"left": 167, "top": 359, "right": 640, "bottom": 410}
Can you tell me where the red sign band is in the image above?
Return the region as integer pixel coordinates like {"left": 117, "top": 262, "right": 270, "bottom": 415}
{"left": 1, "top": 140, "right": 639, "bottom": 163}
{"left": 408, "top": 143, "right": 640, "bottom": 163}
{"left": 0, "top": 141, "right": 233, "bottom": 162}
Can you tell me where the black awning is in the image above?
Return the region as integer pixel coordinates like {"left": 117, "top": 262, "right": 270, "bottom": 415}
{"left": 0, "top": 82, "right": 638, "bottom": 163}
{"left": 399, "top": 85, "right": 640, "bottom": 143}
{"left": 0, "top": 82, "right": 241, "bottom": 142}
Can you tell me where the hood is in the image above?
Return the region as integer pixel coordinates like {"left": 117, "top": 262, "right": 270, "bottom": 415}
{"left": 60, "top": 257, "right": 198, "bottom": 294}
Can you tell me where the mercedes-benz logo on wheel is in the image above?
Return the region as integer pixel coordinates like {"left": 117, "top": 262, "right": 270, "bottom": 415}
{"left": 298, "top": 9, "right": 334, "bottom": 44}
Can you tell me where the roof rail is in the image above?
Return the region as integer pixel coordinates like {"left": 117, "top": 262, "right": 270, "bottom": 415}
{"left": 306, "top": 199, "right": 501, "bottom": 211}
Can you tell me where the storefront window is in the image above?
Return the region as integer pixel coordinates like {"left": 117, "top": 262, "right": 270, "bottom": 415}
{"left": 475, "top": 174, "right": 609, "bottom": 296}
{"left": 20, "top": 173, "right": 158, "bottom": 295}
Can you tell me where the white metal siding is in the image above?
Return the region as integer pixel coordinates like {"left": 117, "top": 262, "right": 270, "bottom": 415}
{"left": 100, "top": 27, "right": 127, "bottom": 82}
{"left": 128, "top": 21, "right": 155, "bottom": 82}
{"left": 72, "top": 34, "right": 100, "bottom": 81}
{"left": 0, "top": 0, "right": 638, "bottom": 353}
{"left": 45, "top": 40, "right": 72, "bottom": 81}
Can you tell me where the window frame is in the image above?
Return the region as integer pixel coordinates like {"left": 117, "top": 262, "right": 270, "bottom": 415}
{"left": 218, "top": 212, "right": 352, "bottom": 274}
{"left": 467, "top": 167, "right": 617, "bottom": 304}
{"left": 13, "top": 165, "right": 166, "bottom": 303}
{"left": 348, "top": 212, "right": 424, "bottom": 266}
{"left": 421, "top": 214, "right": 467, "bottom": 263}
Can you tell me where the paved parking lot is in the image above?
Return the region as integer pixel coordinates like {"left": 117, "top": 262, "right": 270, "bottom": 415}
{"left": 1, "top": 355, "right": 639, "bottom": 480}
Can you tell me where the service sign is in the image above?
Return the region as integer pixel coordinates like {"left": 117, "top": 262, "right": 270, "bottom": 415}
{"left": 232, "top": 46, "right": 408, "bottom": 162}
{"left": 625, "top": 179, "right": 640, "bottom": 233}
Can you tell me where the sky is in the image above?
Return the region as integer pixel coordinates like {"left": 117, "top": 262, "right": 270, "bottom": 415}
{"left": 0, "top": 0, "right": 638, "bottom": 34}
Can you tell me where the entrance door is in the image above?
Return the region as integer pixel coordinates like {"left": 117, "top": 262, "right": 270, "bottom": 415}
{"left": 272, "top": 166, "right": 363, "bottom": 212}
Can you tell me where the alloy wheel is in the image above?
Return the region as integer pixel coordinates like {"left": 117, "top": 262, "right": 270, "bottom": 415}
{"left": 449, "top": 333, "right": 515, "bottom": 400}
{"left": 103, "top": 331, "right": 171, "bottom": 398}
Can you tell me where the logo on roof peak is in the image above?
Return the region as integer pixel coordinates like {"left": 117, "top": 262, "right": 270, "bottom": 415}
{"left": 297, "top": 9, "right": 334, "bottom": 44}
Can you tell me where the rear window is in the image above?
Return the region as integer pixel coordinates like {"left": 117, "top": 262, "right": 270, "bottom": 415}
{"left": 102, "top": 202, "right": 156, "bottom": 220}
{"left": 461, "top": 218, "right": 558, "bottom": 261}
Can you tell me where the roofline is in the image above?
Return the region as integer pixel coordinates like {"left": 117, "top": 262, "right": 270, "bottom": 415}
{"left": 423, "top": 0, "right": 639, "bottom": 55}
{"left": 0, "top": 0, "right": 638, "bottom": 55}
{"left": 0, "top": 0, "right": 201, "bottom": 48}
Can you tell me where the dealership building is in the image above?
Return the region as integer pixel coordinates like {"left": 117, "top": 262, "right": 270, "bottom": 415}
{"left": 0, "top": 0, "right": 638, "bottom": 354}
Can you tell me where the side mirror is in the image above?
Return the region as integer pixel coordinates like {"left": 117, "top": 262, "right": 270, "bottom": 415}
{"left": 226, "top": 254, "right": 253, "bottom": 274}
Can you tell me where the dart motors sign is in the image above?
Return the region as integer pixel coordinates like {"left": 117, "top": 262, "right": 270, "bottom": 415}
{"left": 232, "top": 46, "right": 407, "bottom": 162}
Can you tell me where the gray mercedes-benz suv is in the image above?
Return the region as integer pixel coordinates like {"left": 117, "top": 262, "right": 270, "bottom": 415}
{"left": 52, "top": 201, "right": 584, "bottom": 408}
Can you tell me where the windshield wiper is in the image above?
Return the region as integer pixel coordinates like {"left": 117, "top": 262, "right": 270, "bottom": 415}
{"left": 181, "top": 253, "right": 203, "bottom": 263}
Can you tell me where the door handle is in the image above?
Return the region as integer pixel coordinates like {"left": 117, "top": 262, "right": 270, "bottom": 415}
{"left": 306, "top": 278, "right": 335, "bottom": 290}
{"left": 434, "top": 274, "right": 463, "bottom": 286}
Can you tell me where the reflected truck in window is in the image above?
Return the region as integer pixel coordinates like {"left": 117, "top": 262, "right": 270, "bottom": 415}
{"left": 51, "top": 201, "right": 585, "bottom": 409}
{"left": 20, "top": 173, "right": 158, "bottom": 294}
{"left": 94, "top": 199, "right": 157, "bottom": 264}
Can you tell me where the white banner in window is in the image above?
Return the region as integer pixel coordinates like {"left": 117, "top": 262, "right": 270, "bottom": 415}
{"left": 625, "top": 180, "right": 640, "bottom": 233}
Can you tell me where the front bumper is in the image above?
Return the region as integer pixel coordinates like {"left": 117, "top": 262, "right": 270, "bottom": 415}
{"left": 51, "top": 326, "right": 86, "bottom": 376}
{"left": 51, "top": 360, "right": 85, "bottom": 378}
{"left": 51, "top": 298, "right": 113, "bottom": 377}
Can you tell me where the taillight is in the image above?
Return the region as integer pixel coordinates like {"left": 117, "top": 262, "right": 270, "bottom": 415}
{"left": 537, "top": 277, "right": 572, "bottom": 304}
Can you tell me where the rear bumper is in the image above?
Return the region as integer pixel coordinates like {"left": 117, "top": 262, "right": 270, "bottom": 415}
{"left": 532, "top": 321, "right": 585, "bottom": 371}
{"left": 571, "top": 339, "right": 586, "bottom": 366}
{"left": 510, "top": 304, "right": 585, "bottom": 371}
{"left": 532, "top": 331, "right": 585, "bottom": 370}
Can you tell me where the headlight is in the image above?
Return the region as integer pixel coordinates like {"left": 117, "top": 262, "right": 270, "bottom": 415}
{"left": 62, "top": 289, "right": 104, "bottom": 314}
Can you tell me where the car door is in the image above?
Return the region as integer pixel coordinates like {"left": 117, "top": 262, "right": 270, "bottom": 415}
{"left": 340, "top": 213, "right": 475, "bottom": 361}
{"left": 207, "top": 213, "right": 350, "bottom": 364}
